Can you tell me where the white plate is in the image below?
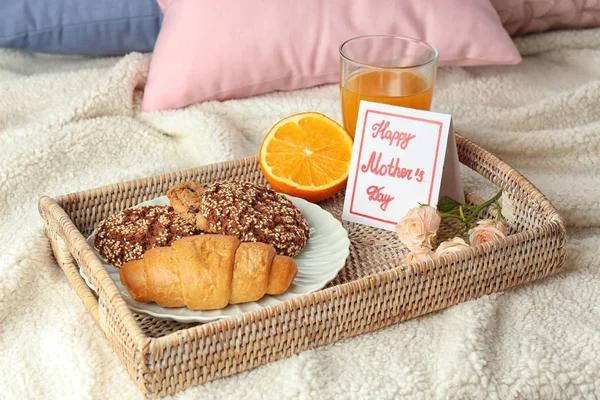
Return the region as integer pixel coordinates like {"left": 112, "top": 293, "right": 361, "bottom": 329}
{"left": 80, "top": 194, "right": 350, "bottom": 322}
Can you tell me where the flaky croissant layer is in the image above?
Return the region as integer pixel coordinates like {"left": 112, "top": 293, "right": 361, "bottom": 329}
{"left": 120, "top": 234, "right": 297, "bottom": 310}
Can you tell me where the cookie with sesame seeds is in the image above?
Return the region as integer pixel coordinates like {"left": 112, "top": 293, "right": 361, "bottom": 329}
{"left": 94, "top": 205, "right": 200, "bottom": 268}
{"left": 177, "top": 181, "right": 310, "bottom": 257}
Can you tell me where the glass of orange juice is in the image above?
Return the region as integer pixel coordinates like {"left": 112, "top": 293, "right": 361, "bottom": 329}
{"left": 340, "top": 35, "right": 439, "bottom": 138}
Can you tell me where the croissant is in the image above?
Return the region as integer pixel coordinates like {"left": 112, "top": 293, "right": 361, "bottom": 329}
{"left": 119, "top": 234, "right": 298, "bottom": 310}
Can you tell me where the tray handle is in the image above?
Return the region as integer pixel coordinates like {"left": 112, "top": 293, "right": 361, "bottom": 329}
{"left": 38, "top": 196, "right": 147, "bottom": 343}
{"left": 45, "top": 224, "right": 101, "bottom": 325}
{"left": 39, "top": 196, "right": 103, "bottom": 325}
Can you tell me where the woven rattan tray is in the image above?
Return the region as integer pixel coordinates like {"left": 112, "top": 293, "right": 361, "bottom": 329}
{"left": 38, "top": 134, "right": 566, "bottom": 398}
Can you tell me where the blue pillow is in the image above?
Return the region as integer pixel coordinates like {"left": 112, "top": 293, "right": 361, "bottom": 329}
{"left": 0, "top": 0, "right": 162, "bottom": 55}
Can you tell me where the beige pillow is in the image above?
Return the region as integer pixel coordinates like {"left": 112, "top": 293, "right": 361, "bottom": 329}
{"left": 491, "top": 0, "right": 600, "bottom": 36}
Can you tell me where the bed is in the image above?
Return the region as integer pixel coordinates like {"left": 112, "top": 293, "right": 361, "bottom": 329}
{"left": 1, "top": 26, "right": 600, "bottom": 399}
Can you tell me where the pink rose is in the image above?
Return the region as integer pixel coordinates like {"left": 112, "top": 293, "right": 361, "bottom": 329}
{"left": 395, "top": 206, "right": 441, "bottom": 249}
{"left": 402, "top": 245, "right": 435, "bottom": 264}
{"left": 435, "top": 237, "right": 470, "bottom": 256}
{"left": 468, "top": 220, "right": 507, "bottom": 246}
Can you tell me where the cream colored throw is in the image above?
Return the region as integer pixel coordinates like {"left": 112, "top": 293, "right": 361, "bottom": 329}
{"left": 1, "top": 28, "right": 600, "bottom": 399}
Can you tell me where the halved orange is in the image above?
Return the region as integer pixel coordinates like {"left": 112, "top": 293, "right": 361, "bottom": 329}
{"left": 259, "top": 112, "right": 353, "bottom": 203}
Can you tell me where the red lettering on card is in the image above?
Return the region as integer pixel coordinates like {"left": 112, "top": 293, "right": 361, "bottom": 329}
{"left": 366, "top": 185, "right": 395, "bottom": 211}
{"left": 371, "top": 119, "right": 417, "bottom": 149}
{"left": 360, "top": 151, "right": 416, "bottom": 181}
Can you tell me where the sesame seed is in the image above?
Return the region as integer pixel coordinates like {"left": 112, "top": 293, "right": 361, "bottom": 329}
{"left": 94, "top": 205, "right": 199, "bottom": 268}
{"left": 198, "top": 181, "right": 309, "bottom": 256}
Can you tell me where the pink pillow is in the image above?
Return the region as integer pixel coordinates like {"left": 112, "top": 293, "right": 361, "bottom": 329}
{"left": 143, "top": 0, "right": 521, "bottom": 111}
{"left": 491, "top": 0, "right": 600, "bottom": 36}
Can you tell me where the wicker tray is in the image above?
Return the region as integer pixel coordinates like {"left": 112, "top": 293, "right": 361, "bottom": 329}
{"left": 38, "top": 134, "right": 566, "bottom": 398}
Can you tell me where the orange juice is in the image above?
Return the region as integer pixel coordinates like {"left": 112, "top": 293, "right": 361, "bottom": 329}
{"left": 341, "top": 70, "right": 434, "bottom": 138}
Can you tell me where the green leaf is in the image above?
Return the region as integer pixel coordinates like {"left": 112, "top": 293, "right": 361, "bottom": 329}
{"left": 437, "top": 196, "right": 463, "bottom": 213}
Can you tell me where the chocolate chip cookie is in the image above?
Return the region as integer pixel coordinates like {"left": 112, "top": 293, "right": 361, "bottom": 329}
{"left": 167, "top": 181, "right": 310, "bottom": 256}
{"left": 94, "top": 205, "right": 199, "bottom": 268}
{"left": 166, "top": 180, "right": 209, "bottom": 229}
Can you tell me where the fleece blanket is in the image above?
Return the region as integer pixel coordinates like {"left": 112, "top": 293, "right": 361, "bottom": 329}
{"left": 1, "top": 27, "right": 600, "bottom": 399}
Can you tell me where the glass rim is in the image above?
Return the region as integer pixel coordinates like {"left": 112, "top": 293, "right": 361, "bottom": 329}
{"left": 339, "top": 34, "right": 439, "bottom": 70}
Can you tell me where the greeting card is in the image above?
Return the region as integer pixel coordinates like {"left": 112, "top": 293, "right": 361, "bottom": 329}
{"left": 342, "top": 101, "right": 464, "bottom": 231}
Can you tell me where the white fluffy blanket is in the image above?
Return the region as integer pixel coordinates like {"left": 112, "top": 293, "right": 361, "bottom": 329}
{"left": 1, "top": 28, "right": 600, "bottom": 399}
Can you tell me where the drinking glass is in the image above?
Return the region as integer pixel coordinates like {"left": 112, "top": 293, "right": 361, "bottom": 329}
{"left": 340, "top": 35, "right": 439, "bottom": 138}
